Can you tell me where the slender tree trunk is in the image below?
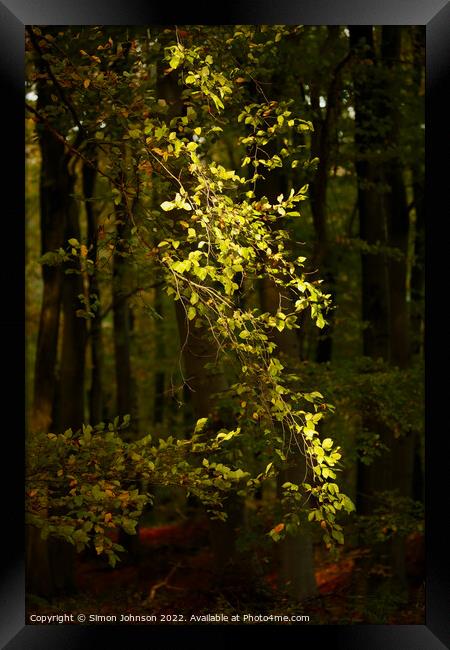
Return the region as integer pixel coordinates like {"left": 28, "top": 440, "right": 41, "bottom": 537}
{"left": 260, "top": 277, "right": 318, "bottom": 599}
{"left": 410, "top": 27, "right": 425, "bottom": 505}
{"left": 175, "top": 303, "right": 243, "bottom": 570}
{"left": 112, "top": 186, "right": 141, "bottom": 558}
{"left": 46, "top": 165, "right": 87, "bottom": 595}
{"left": 112, "top": 198, "right": 134, "bottom": 427}
{"left": 382, "top": 26, "right": 418, "bottom": 587}
{"left": 153, "top": 281, "right": 165, "bottom": 426}
{"left": 155, "top": 48, "right": 244, "bottom": 570}
{"left": 83, "top": 156, "right": 104, "bottom": 424}
{"left": 350, "top": 27, "right": 392, "bottom": 518}
{"left": 58, "top": 182, "right": 87, "bottom": 433}
{"left": 410, "top": 26, "right": 425, "bottom": 360}
{"left": 27, "top": 78, "right": 68, "bottom": 597}
{"left": 30, "top": 112, "right": 66, "bottom": 434}
{"left": 382, "top": 27, "right": 410, "bottom": 371}
{"left": 351, "top": 25, "right": 419, "bottom": 593}
{"left": 256, "top": 144, "right": 317, "bottom": 600}
{"left": 309, "top": 27, "right": 343, "bottom": 363}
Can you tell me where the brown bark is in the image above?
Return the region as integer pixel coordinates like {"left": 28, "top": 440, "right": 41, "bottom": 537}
{"left": 175, "top": 302, "right": 243, "bottom": 570}
{"left": 153, "top": 281, "right": 165, "bottom": 426}
{"left": 28, "top": 64, "right": 81, "bottom": 595}
{"left": 47, "top": 163, "right": 87, "bottom": 595}
{"left": 309, "top": 27, "right": 347, "bottom": 363}
{"left": 30, "top": 99, "right": 67, "bottom": 434}
{"left": 83, "top": 157, "right": 104, "bottom": 424}
{"left": 259, "top": 276, "right": 318, "bottom": 600}
{"left": 410, "top": 27, "right": 425, "bottom": 359}
{"left": 382, "top": 27, "right": 410, "bottom": 371}
{"left": 350, "top": 27, "right": 392, "bottom": 520}
{"left": 112, "top": 185, "right": 141, "bottom": 558}
{"left": 155, "top": 49, "right": 244, "bottom": 570}
{"left": 351, "top": 25, "right": 419, "bottom": 591}
{"left": 257, "top": 154, "right": 317, "bottom": 600}
{"left": 112, "top": 200, "right": 134, "bottom": 425}
{"left": 351, "top": 28, "right": 391, "bottom": 364}
{"left": 382, "top": 26, "right": 418, "bottom": 585}
{"left": 59, "top": 187, "right": 87, "bottom": 433}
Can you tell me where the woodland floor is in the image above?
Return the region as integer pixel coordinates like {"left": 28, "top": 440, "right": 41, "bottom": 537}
{"left": 26, "top": 521, "right": 425, "bottom": 625}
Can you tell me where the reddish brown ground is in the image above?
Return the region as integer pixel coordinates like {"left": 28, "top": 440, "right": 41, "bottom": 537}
{"left": 58, "top": 521, "right": 424, "bottom": 624}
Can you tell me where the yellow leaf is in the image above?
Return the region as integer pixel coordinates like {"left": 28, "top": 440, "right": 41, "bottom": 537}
{"left": 83, "top": 79, "right": 91, "bottom": 89}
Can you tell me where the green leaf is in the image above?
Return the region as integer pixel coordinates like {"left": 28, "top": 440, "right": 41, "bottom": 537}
{"left": 195, "top": 418, "right": 208, "bottom": 433}
{"left": 331, "top": 529, "right": 344, "bottom": 544}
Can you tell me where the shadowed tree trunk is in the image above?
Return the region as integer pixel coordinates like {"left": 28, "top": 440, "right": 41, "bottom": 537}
{"left": 49, "top": 164, "right": 86, "bottom": 595}
{"left": 155, "top": 48, "right": 244, "bottom": 571}
{"left": 382, "top": 26, "right": 418, "bottom": 587}
{"left": 112, "top": 176, "right": 141, "bottom": 559}
{"left": 30, "top": 105, "right": 66, "bottom": 435}
{"left": 112, "top": 196, "right": 135, "bottom": 428}
{"left": 83, "top": 155, "right": 104, "bottom": 424}
{"left": 58, "top": 183, "right": 87, "bottom": 434}
{"left": 309, "top": 27, "right": 348, "bottom": 363}
{"left": 153, "top": 281, "right": 165, "bottom": 427}
{"left": 27, "top": 30, "right": 87, "bottom": 590}
{"left": 410, "top": 26, "right": 425, "bottom": 360}
{"left": 27, "top": 73, "right": 69, "bottom": 597}
{"left": 409, "top": 26, "right": 425, "bottom": 505}
{"left": 256, "top": 125, "right": 317, "bottom": 600}
{"left": 351, "top": 24, "right": 416, "bottom": 593}
{"left": 175, "top": 303, "right": 243, "bottom": 570}
{"left": 350, "top": 26, "right": 392, "bottom": 517}
{"left": 260, "top": 278, "right": 318, "bottom": 600}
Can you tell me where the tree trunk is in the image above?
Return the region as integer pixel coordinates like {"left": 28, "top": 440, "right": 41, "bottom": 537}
{"left": 48, "top": 165, "right": 87, "bottom": 595}
{"left": 155, "top": 47, "right": 244, "bottom": 570}
{"left": 382, "top": 26, "right": 418, "bottom": 587}
{"left": 27, "top": 69, "right": 84, "bottom": 597}
{"left": 350, "top": 26, "right": 392, "bottom": 518}
{"left": 175, "top": 302, "right": 243, "bottom": 570}
{"left": 112, "top": 195, "right": 136, "bottom": 431}
{"left": 112, "top": 189, "right": 142, "bottom": 558}
{"left": 153, "top": 281, "right": 165, "bottom": 427}
{"left": 58, "top": 182, "right": 87, "bottom": 433}
{"left": 257, "top": 148, "right": 317, "bottom": 599}
{"left": 309, "top": 27, "right": 343, "bottom": 363}
{"left": 30, "top": 109, "right": 66, "bottom": 434}
{"left": 351, "top": 25, "right": 417, "bottom": 593}
{"left": 410, "top": 26, "right": 425, "bottom": 360}
{"left": 27, "top": 79, "right": 68, "bottom": 597}
{"left": 259, "top": 277, "right": 318, "bottom": 600}
{"left": 83, "top": 156, "right": 104, "bottom": 424}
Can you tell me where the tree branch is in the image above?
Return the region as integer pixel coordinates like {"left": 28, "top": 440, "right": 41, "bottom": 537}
{"left": 26, "top": 26, "right": 85, "bottom": 138}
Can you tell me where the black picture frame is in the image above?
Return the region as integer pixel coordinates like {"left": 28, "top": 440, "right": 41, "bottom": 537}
{"left": 2, "top": 0, "right": 449, "bottom": 647}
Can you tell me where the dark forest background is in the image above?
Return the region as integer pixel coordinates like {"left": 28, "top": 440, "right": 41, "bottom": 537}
{"left": 25, "top": 25, "right": 425, "bottom": 624}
